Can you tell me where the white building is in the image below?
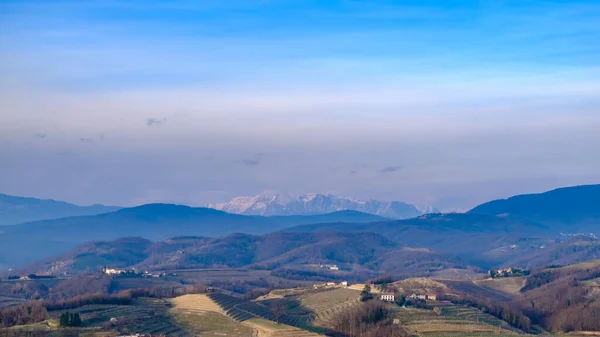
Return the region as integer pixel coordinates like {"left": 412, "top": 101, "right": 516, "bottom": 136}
{"left": 380, "top": 293, "right": 395, "bottom": 302}
{"left": 104, "top": 268, "right": 125, "bottom": 275}
{"left": 409, "top": 293, "right": 436, "bottom": 301}
{"left": 340, "top": 281, "right": 348, "bottom": 287}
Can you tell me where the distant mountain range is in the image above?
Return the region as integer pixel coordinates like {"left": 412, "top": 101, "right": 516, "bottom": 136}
{"left": 3, "top": 184, "right": 600, "bottom": 274}
{"left": 207, "top": 191, "right": 422, "bottom": 219}
{"left": 0, "top": 193, "right": 119, "bottom": 226}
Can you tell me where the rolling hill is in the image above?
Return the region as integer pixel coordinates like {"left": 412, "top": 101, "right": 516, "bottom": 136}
{"left": 0, "top": 205, "right": 386, "bottom": 269}
{"left": 284, "top": 213, "right": 548, "bottom": 265}
{"left": 500, "top": 236, "right": 600, "bottom": 269}
{"left": 20, "top": 232, "right": 467, "bottom": 277}
{"left": 513, "top": 260, "right": 600, "bottom": 331}
{"left": 469, "top": 184, "right": 600, "bottom": 232}
{"left": 0, "top": 193, "right": 119, "bottom": 226}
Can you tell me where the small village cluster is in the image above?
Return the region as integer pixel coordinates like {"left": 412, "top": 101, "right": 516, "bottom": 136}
{"left": 379, "top": 292, "right": 437, "bottom": 302}
{"left": 487, "top": 267, "right": 529, "bottom": 278}
{"left": 312, "top": 280, "right": 348, "bottom": 289}
{"left": 318, "top": 264, "right": 340, "bottom": 270}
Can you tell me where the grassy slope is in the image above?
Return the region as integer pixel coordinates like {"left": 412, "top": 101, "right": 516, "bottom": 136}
{"left": 475, "top": 277, "right": 527, "bottom": 296}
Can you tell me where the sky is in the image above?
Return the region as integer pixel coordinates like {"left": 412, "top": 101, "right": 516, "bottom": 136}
{"left": 1, "top": 0, "right": 599, "bottom": 210}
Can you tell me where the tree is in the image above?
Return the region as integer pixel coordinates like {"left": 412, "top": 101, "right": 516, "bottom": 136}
{"left": 360, "top": 284, "right": 371, "bottom": 302}
{"left": 59, "top": 312, "right": 69, "bottom": 327}
{"left": 71, "top": 313, "right": 82, "bottom": 327}
{"left": 269, "top": 301, "right": 286, "bottom": 324}
{"left": 394, "top": 294, "right": 406, "bottom": 306}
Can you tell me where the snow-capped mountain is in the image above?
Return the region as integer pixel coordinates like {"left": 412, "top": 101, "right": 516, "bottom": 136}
{"left": 207, "top": 191, "right": 422, "bottom": 219}
{"left": 419, "top": 205, "right": 441, "bottom": 214}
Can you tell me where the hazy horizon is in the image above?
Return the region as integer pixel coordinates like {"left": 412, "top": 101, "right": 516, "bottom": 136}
{"left": 1, "top": 1, "right": 599, "bottom": 210}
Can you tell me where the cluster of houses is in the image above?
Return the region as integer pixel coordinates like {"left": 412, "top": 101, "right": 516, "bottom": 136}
{"left": 318, "top": 264, "right": 340, "bottom": 271}
{"left": 6, "top": 273, "right": 56, "bottom": 281}
{"left": 488, "top": 267, "right": 529, "bottom": 278}
{"left": 313, "top": 281, "right": 348, "bottom": 289}
{"left": 102, "top": 267, "right": 176, "bottom": 278}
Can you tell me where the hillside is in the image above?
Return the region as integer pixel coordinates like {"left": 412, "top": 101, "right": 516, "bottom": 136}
{"left": 469, "top": 184, "right": 600, "bottom": 232}
{"left": 284, "top": 213, "right": 548, "bottom": 266}
{"left": 501, "top": 236, "right": 600, "bottom": 269}
{"left": 20, "top": 232, "right": 467, "bottom": 277}
{"left": 514, "top": 260, "right": 600, "bottom": 331}
{"left": 0, "top": 206, "right": 384, "bottom": 269}
{"left": 0, "top": 193, "right": 119, "bottom": 226}
{"left": 208, "top": 191, "right": 421, "bottom": 219}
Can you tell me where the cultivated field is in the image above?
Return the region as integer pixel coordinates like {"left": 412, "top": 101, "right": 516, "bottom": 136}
{"left": 396, "top": 303, "right": 526, "bottom": 337}
{"left": 393, "top": 277, "right": 449, "bottom": 295}
{"left": 297, "top": 288, "right": 361, "bottom": 325}
{"left": 173, "top": 310, "right": 255, "bottom": 337}
{"left": 158, "top": 268, "right": 315, "bottom": 287}
{"left": 475, "top": 277, "right": 527, "bottom": 296}
{"left": 431, "top": 268, "right": 486, "bottom": 281}
{"left": 48, "top": 298, "right": 188, "bottom": 336}
{"left": 0, "top": 295, "right": 25, "bottom": 309}
{"left": 170, "top": 294, "right": 225, "bottom": 315}
{"left": 440, "top": 280, "right": 514, "bottom": 302}
{"left": 169, "top": 293, "right": 325, "bottom": 336}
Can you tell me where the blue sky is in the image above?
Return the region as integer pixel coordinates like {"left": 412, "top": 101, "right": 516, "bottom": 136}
{"left": 0, "top": 0, "right": 599, "bottom": 209}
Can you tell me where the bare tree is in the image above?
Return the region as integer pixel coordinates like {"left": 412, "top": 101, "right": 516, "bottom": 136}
{"left": 269, "top": 301, "right": 286, "bottom": 324}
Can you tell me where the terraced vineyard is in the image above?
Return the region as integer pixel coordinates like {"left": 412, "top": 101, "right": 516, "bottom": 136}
{"left": 50, "top": 298, "right": 187, "bottom": 336}
{"left": 395, "top": 304, "right": 524, "bottom": 337}
{"left": 173, "top": 310, "right": 255, "bottom": 337}
{"left": 298, "top": 288, "right": 361, "bottom": 325}
{"left": 0, "top": 295, "right": 25, "bottom": 308}
{"left": 170, "top": 294, "right": 225, "bottom": 315}
{"left": 169, "top": 294, "right": 324, "bottom": 336}
{"left": 208, "top": 293, "right": 327, "bottom": 334}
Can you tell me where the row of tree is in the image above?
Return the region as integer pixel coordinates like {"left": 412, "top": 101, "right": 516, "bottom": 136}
{"left": 58, "top": 312, "right": 81, "bottom": 327}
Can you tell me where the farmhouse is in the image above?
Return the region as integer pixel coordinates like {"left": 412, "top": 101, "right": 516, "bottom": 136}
{"left": 319, "top": 264, "right": 339, "bottom": 270}
{"left": 103, "top": 267, "right": 125, "bottom": 275}
{"left": 409, "top": 293, "right": 436, "bottom": 301}
{"left": 380, "top": 292, "right": 395, "bottom": 302}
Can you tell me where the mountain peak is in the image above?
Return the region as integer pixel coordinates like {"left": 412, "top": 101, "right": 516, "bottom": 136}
{"left": 207, "top": 192, "right": 420, "bottom": 219}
